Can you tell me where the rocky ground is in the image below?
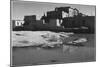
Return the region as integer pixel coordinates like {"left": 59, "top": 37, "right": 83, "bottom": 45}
{"left": 12, "top": 31, "right": 87, "bottom": 48}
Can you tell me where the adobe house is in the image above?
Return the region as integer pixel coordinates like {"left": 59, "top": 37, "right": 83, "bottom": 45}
{"left": 23, "top": 15, "right": 36, "bottom": 26}
{"left": 41, "top": 7, "right": 79, "bottom": 28}
{"left": 12, "top": 20, "right": 24, "bottom": 29}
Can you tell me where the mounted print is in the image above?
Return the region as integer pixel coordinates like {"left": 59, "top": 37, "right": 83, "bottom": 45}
{"left": 11, "top": 0, "right": 96, "bottom": 67}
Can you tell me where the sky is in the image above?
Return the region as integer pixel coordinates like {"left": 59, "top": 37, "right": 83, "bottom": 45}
{"left": 11, "top": 1, "right": 95, "bottom": 20}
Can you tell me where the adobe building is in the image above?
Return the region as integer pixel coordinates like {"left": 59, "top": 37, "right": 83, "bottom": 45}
{"left": 41, "top": 7, "right": 79, "bottom": 28}
{"left": 12, "top": 20, "right": 24, "bottom": 29}
{"left": 41, "top": 6, "right": 95, "bottom": 33}
{"left": 23, "top": 15, "right": 36, "bottom": 26}
{"left": 13, "top": 6, "right": 95, "bottom": 33}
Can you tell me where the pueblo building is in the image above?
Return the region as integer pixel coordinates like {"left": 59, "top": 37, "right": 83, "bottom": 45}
{"left": 12, "top": 7, "right": 95, "bottom": 33}
{"left": 12, "top": 20, "right": 24, "bottom": 29}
